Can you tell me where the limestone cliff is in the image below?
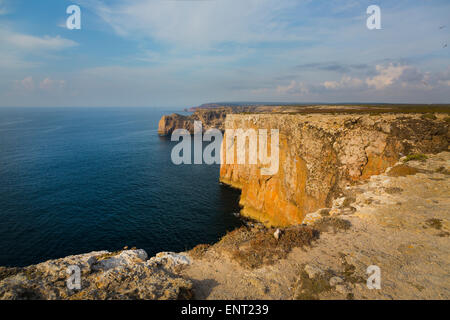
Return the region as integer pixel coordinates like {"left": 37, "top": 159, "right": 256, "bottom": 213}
{"left": 158, "top": 107, "right": 254, "bottom": 135}
{"left": 1, "top": 153, "right": 449, "bottom": 300}
{"left": 157, "top": 105, "right": 293, "bottom": 135}
{"left": 220, "top": 113, "right": 449, "bottom": 227}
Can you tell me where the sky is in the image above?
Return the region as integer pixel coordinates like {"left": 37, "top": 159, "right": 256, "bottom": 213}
{"left": 0, "top": 0, "right": 449, "bottom": 107}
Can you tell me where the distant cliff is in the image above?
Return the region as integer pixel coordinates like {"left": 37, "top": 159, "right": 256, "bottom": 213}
{"left": 157, "top": 104, "right": 329, "bottom": 135}
{"left": 158, "top": 105, "right": 449, "bottom": 226}
{"left": 158, "top": 106, "right": 262, "bottom": 135}
{"left": 220, "top": 113, "right": 449, "bottom": 227}
{"left": 158, "top": 108, "right": 231, "bottom": 136}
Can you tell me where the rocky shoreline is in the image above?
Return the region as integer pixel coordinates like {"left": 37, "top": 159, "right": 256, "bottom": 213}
{"left": 1, "top": 106, "right": 449, "bottom": 300}
{"left": 1, "top": 151, "right": 449, "bottom": 300}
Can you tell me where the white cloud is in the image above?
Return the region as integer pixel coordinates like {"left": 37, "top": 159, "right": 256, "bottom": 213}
{"left": 364, "top": 64, "right": 450, "bottom": 91}
{"left": 323, "top": 75, "right": 364, "bottom": 90}
{"left": 0, "top": 27, "right": 78, "bottom": 70}
{"left": 10, "top": 77, "right": 67, "bottom": 98}
{"left": 40, "top": 78, "right": 66, "bottom": 90}
{"left": 14, "top": 76, "right": 35, "bottom": 91}
{"left": 257, "top": 63, "right": 450, "bottom": 102}
{"left": 276, "top": 80, "right": 309, "bottom": 96}
{"left": 82, "top": 0, "right": 301, "bottom": 48}
{"left": 366, "top": 64, "right": 409, "bottom": 90}
{"left": 432, "top": 68, "right": 450, "bottom": 87}
{"left": 0, "top": 31, "right": 77, "bottom": 51}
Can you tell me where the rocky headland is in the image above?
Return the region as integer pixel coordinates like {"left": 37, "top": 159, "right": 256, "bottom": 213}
{"left": 158, "top": 106, "right": 264, "bottom": 135}
{"left": 220, "top": 112, "right": 449, "bottom": 226}
{"left": 1, "top": 151, "right": 449, "bottom": 300}
{"left": 1, "top": 105, "right": 449, "bottom": 300}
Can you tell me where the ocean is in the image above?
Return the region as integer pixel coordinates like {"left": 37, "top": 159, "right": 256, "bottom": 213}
{"left": 0, "top": 107, "right": 242, "bottom": 267}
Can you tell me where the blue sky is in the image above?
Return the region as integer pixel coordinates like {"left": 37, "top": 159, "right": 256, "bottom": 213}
{"left": 0, "top": 0, "right": 449, "bottom": 107}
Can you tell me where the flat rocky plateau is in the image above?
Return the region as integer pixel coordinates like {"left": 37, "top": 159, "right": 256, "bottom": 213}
{"left": 0, "top": 152, "right": 449, "bottom": 300}
{"left": 184, "top": 151, "right": 450, "bottom": 299}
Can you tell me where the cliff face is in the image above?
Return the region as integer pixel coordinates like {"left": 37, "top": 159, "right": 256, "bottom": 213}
{"left": 157, "top": 105, "right": 287, "bottom": 135}
{"left": 158, "top": 107, "right": 250, "bottom": 136}
{"left": 158, "top": 113, "right": 194, "bottom": 136}
{"left": 220, "top": 113, "right": 449, "bottom": 227}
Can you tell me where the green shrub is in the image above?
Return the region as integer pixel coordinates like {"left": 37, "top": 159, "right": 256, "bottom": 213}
{"left": 403, "top": 154, "right": 428, "bottom": 162}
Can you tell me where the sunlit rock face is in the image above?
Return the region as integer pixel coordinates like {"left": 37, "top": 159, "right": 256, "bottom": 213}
{"left": 220, "top": 113, "right": 449, "bottom": 227}
{"left": 158, "top": 108, "right": 232, "bottom": 136}
{"left": 0, "top": 250, "right": 193, "bottom": 300}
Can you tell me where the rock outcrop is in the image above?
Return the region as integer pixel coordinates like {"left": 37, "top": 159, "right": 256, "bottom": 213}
{"left": 183, "top": 151, "right": 450, "bottom": 300}
{"left": 1, "top": 153, "right": 449, "bottom": 300}
{"left": 158, "top": 107, "right": 248, "bottom": 136}
{"left": 0, "top": 250, "right": 193, "bottom": 300}
{"left": 220, "top": 113, "right": 449, "bottom": 227}
{"left": 157, "top": 105, "right": 291, "bottom": 136}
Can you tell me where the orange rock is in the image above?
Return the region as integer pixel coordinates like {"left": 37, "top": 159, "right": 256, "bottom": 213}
{"left": 220, "top": 113, "right": 448, "bottom": 227}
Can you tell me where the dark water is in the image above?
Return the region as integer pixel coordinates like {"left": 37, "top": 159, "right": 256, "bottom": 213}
{"left": 0, "top": 107, "right": 242, "bottom": 267}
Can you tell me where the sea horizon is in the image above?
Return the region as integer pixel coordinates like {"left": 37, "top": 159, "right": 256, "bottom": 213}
{"left": 0, "top": 106, "right": 242, "bottom": 267}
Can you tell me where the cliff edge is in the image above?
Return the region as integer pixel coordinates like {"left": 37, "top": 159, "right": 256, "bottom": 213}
{"left": 158, "top": 107, "right": 255, "bottom": 135}
{"left": 220, "top": 113, "right": 449, "bottom": 226}
{"left": 1, "top": 152, "right": 448, "bottom": 300}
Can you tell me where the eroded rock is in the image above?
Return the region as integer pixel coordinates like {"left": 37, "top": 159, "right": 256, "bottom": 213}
{"left": 0, "top": 250, "right": 193, "bottom": 300}
{"left": 220, "top": 113, "right": 449, "bottom": 227}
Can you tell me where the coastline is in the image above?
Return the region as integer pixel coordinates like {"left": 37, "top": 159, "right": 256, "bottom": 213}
{"left": 1, "top": 105, "right": 449, "bottom": 300}
{"left": 1, "top": 151, "right": 449, "bottom": 299}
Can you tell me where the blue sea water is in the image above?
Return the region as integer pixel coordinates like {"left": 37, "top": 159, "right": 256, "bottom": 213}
{"left": 0, "top": 107, "right": 242, "bottom": 267}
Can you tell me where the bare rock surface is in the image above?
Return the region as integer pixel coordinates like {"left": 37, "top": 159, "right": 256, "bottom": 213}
{"left": 0, "top": 152, "right": 448, "bottom": 300}
{"left": 183, "top": 152, "right": 450, "bottom": 299}
{"left": 220, "top": 113, "right": 449, "bottom": 226}
{"left": 0, "top": 250, "right": 193, "bottom": 300}
{"left": 158, "top": 107, "right": 244, "bottom": 135}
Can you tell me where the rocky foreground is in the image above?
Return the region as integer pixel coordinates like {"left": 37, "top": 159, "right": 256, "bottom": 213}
{"left": 1, "top": 152, "right": 449, "bottom": 300}
{"left": 0, "top": 251, "right": 193, "bottom": 300}
{"left": 186, "top": 151, "right": 449, "bottom": 299}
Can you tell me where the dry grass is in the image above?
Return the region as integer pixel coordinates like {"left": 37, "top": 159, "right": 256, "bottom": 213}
{"left": 387, "top": 164, "right": 420, "bottom": 177}
{"left": 0, "top": 267, "right": 22, "bottom": 281}
{"left": 292, "top": 252, "right": 366, "bottom": 300}
{"left": 269, "top": 104, "right": 450, "bottom": 115}
{"left": 313, "top": 217, "right": 352, "bottom": 234}
{"left": 94, "top": 247, "right": 139, "bottom": 262}
{"left": 420, "top": 113, "right": 437, "bottom": 120}
{"left": 293, "top": 269, "right": 331, "bottom": 300}
{"left": 403, "top": 153, "right": 428, "bottom": 163}
{"left": 425, "top": 218, "right": 443, "bottom": 230}
{"left": 188, "top": 244, "right": 211, "bottom": 260}
{"left": 217, "top": 225, "right": 318, "bottom": 269}
{"left": 384, "top": 187, "right": 403, "bottom": 195}
{"left": 436, "top": 166, "right": 450, "bottom": 175}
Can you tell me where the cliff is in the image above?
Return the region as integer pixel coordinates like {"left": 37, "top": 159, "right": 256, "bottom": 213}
{"left": 1, "top": 153, "right": 449, "bottom": 300}
{"left": 220, "top": 113, "right": 449, "bottom": 227}
{"left": 159, "top": 104, "right": 450, "bottom": 136}
{"left": 157, "top": 105, "right": 299, "bottom": 135}
{"left": 158, "top": 107, "right": 255, "bottom": 135}
{"left": 183, "top": 151, "right": 450, "bottom": 299}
